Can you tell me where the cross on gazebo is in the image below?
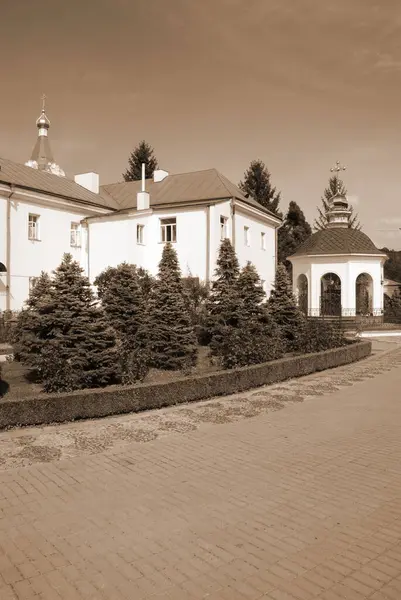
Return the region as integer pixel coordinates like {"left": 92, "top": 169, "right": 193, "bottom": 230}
{"left": 330, "top": 160, "right": 346, "bottom": 175}
{"left": 41, "top": 93, "right": 47, "bottom": 112}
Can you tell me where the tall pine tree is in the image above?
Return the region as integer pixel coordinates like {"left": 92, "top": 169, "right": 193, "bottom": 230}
{"left": 35, "top": 254, "right": 118, "bottom": 392}
{"left": 268, "top": 263, "right": 306, "bottom": 352}
{"left": 123, "top": 140, "right": 158, "bottom": 181}
{"left": 218, "top": 263, "right": 284, "bottom": 368}
{"left": 314, "top": 175, "right": 361, "bottom": 231}
{"left": 146, "top": 244, "right": 197, "bottom": 370}
{"left": 278, "top": 201, "right": 312, "bottom": 274}
{"left": 239, "top": 159, "right": 282, "bottom": 217}
{"left": 204, "top": 238, "right": 242, "bottom": 351}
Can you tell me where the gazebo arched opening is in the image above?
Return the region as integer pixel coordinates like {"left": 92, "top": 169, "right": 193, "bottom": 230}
{"left": 297, "top": 274, "right": 308, "bottom": 316}
{"left": 320, "top": 273, "right": 342, "bottom": 316}
{"left": 0, "top": 263, "right": 6, "bottom": 273}
{"left": 356, "top": 273, "right": 373, "bottom": 316}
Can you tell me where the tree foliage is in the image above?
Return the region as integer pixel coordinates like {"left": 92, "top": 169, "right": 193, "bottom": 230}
{"left": 146, "top": 244, "right": 197, "bottom": 371}
{"left": 123, "top": 140, "right": 159, "bottom": 182}
{"left": 239, "top": 159, "right": 282, "bottom": 217}
{"left": 381, "top": 248, "right": 401, "bottom": 282}
{"left": 278, "top": 201, "right": 312, "bottom": 274}
{"left": 268, "top": 263, "right": 306, "bottom": 352}
{"left": 314, "top": 175, "right": 361, "bottom": 231}
{"left": 23, "top": 255, "right": 119, "bottom": 392}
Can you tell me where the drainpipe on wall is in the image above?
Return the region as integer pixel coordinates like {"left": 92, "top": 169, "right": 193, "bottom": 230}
{"left": 230, "top": 198, "right": 236, "bottom": 249}
{"left": 6, "top": 185, "right": 15, "bottom": 312}
{"left": 206, "top": 205, "right": 211, "bottom": 284}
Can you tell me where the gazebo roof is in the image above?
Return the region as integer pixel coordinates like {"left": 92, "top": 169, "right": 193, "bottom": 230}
{"left": 289, "top": 228, "right": 386, "bottom": 258}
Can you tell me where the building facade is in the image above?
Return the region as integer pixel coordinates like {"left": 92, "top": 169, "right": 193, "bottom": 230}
{"left": 0, "top": 106, "right": 281, "bottom": 311}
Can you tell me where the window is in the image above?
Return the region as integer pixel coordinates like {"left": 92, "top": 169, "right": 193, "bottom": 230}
{"left": 137, "top": 224, "right": 145, "bottom": 244}
{"left": 160, "top": 217, "right": 177, "bottom": 243}
{"left": 220, "top": 216, "right": 228, "bottom": 240}
{"left": 29, "top": 277, "right": 38, "bottom": 294}
{"left": 261, "top": 232, "right": 266, "bottom": 250}
{"left": 244, "top": 226, "right": 250, "bottom": 246}
{"left": 28, "top": 214, "right": 40, "bottom": 241}
{"left": 70, "top": 222, "right": 81, "bottom": 247}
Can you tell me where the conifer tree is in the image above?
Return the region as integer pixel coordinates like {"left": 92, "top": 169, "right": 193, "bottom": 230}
{"left": 204, "top": 238, "right": 242, "bottom": 350}
{"left": 314, "top": 175, "right": 361, "bottom": 231}
{"left": 219, "top": 263, "right": 283, "bottom": 368}
{"left": 12, "top": 271, "right": 53, "bottom": 367}
{"left": 278, "top": 201, "right": 312, "bottom": 273}
{"left": 123, "top": 140, "right": 158, "bottom": 182}
{"left": 35, "top": 254, "right": 118, "bottom": 392}
{"left": 146, "top": 244, "right": 197, "bottom": 370}
{"left": 239, "top": 159, "right": 282, "bottom": 217}
{"left": 268, "top": 263, "right": 306, "bottom": 352}
{"left": 99, "top": 263, "right": 150, "bottom": 382}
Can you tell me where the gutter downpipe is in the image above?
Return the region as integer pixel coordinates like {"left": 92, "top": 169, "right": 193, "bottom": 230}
{"left": 230, "top": 198, "right": 236, "bottom": 249}
{"left": 206, "top": 205, "right": 211, "bottom": 284}
{"left": 6, "top": 185, "right": 15, "bottom": 311}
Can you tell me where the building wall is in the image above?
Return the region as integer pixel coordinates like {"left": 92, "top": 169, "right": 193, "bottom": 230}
{"left": 291, "top": 255, "right": 385, "bottom": 315}
{"left": 0, "top": 191, "right": 96, "bottom": 311}
{"left": 88, "top": 206, "right": 208, "bottom": 284}
{"left": 234, "top": 207, "right": 276, "bottom": 296}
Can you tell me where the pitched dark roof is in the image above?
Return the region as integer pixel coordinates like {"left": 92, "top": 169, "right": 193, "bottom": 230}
{"left": 289, "top": 228, "right": 387, "bottom": 258}
{"left": 101, "top": 168, "right": 281, "bottom": 220}
{"left": 30, "top": 134, "right": 54, "bottom": 168}
{"left": 0, "top": 157, "right": 118, "bottom": 210}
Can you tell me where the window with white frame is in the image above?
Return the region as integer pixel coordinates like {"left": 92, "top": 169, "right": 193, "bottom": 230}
{"left": 261, "top": 232, "right": 266, "bottom": 250}
{"left": 29, "top": 277, "right": 38, "bottom": 294}
{"left": 220, "top": 216, "right": 228, "bottom": 240}
{"left": 28, "top": 214, "right": 40, "bottom": 241}
{"left": 160, "top": 217, "right": 177, "bottom": 243}
{"left": 70, "top": 222, "right": 81, "bottom": 247}
{"left": 244, "top": 226, "right": 250, "bottom": 246}
{"left": 137, "top": 224, "right": 145, "bottom": 244}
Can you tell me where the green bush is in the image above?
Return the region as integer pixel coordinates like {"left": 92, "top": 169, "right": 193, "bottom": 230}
{"left": 300, "top": 319, "right": 346, "bottom": 354}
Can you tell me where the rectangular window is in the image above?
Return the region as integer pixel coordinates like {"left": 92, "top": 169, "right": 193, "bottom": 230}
{"left": 29, "top": 277, "right": 38, "bottom": 294}
{"left": 160, "top": 217, "right": 177, "bottom": 243}
{"left": 70, "top": 222, "right": 81, "bottom": 247}
{"left": 244, "top": 226, "right": 250, "bottom": 246}
{"left": 220, "top": 216, "right": 228, "bottom": 240}
{"left": 261, "top": 232, "right": 266, "bottom": 250}
{"left": 28, "top": 214, "right": 40, "bottom": 241}
{"left": 137, "top": 224, "right": 145, "bottom": 244}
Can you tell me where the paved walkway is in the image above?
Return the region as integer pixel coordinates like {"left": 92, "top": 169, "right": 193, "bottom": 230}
{"left": 1, "top": 341, "right": 401, "bottom": 599}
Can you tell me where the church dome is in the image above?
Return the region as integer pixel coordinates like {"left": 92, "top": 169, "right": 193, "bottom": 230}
{"left": 290, "top": 228, "right": 386, "bottom": 257}
{"left": 36, "top": 109, "right": 50, "bottom": 129}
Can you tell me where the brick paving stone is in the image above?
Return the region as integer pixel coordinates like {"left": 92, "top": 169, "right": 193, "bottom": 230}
{"left": 0, "top": 344, "right": 400, "bottom": 598}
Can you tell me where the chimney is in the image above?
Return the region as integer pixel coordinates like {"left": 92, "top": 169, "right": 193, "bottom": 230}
{"left": 75, "top": 172, "right": 99, "bottom": 194}
{"left": 137, "top": 163, "right": 150, "bottom": 210}
{"left": 153, "top": 169, "right": 169, "bottom": 183}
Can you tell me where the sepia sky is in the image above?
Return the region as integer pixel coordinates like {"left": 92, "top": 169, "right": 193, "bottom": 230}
{"left": 1, "top": 0, "right": 401, "bottom": 248}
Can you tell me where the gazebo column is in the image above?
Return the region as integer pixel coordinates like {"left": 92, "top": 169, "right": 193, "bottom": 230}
{"left": 310, "top": 265, "right": 321, "bottom": 316}
{"left": 345, "top": 263, "right": 356, "bottom": 317}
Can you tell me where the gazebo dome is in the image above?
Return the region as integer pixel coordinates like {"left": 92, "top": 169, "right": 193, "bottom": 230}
{"left": 290, "top": 228, "right": 386, "bottom": 258}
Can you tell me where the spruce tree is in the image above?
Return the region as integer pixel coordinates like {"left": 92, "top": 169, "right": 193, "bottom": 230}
{"left": 278, "top": 201, "right": 312, "bottom": 274}
{"left": 204, "top": 238, "right": 242, "bottom": 350}
{"left": 239, "top": 159, "right": 282, "bottom": 217}
{"left": 268, "top": 263, "right": 306, "bottom": 352}
{"left": 36, "top": 254, "right": 118, "bottom": 392}
{"left": 314, "top": 175, "right": 361, "bottom": 231}
{"left": 146, "top": 244, "right": 197, "bottom": 370}
{"left": 123, "top": 140, "right": 158, "bottom": 182}
{"left": 219, "top": 263, "right": 283, "bottom": 368}
{"left": 99, "top": 263, "right": 150, "bottom": 382}
{"left": 12, "top": 271, "right": 53, "bottom": 367}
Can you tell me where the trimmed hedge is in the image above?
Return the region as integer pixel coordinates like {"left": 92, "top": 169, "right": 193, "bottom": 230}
{"left": 0, "top": 340, "right": 371, "bottom": 430}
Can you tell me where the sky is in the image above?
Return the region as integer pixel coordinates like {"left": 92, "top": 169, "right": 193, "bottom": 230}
{"left": 1, "top": 0, "right": 401, "bottom": 248}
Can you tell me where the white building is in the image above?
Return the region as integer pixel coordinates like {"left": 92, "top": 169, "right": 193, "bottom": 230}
{"left": 1, "top": 106, "right": 281, "bottom": 311}
{"left": 289, "top": 192, "right": 387, "bottom": 319}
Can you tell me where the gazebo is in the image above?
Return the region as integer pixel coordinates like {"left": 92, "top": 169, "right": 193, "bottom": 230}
{"left": 288, "top": 192, "right": 387, "bottom": 321}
